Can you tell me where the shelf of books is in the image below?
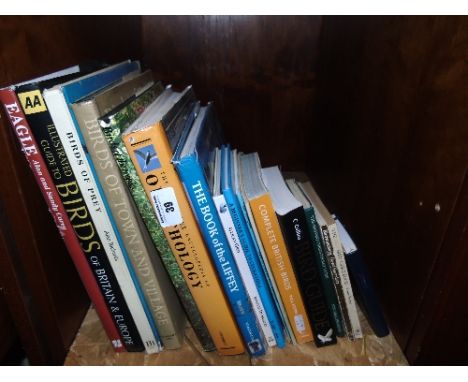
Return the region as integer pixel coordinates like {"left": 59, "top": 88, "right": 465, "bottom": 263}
{"left": 0, "top": 60, "right": 407, "bottom": 365}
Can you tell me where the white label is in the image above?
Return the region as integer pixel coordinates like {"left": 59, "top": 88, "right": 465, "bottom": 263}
{"left": 150, "top": 187, "right": 183, "bottom": 227}
{"left": 294, "top": 314, "right": 306, "bottom": 333}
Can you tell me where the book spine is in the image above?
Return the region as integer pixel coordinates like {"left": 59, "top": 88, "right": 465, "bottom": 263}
{"left": 249, "top": 194, "right": 314, "bottom": 344}
{"left": 73, "top": 101, "right": 184, "bottom": 349}
{"left": 0, "top": 88, "right": 125, "bottom": 352}
{"left": 100, "top": 94, "right": 215, "bottom": 352}
{"left": 278, "top": 208, "right": 337, "bottom": 347}
{"left": 328, "top": 223, "right": 363, "bottom": 339}
{"left": 320, "top": 225, "right": 352, "bottom": 337}
{"left": 345, "top": 249, "right": 389, "bottom": 337}
{"left": 305, "top": 208, "right": 345, "bottom": 337}
{"left": 239, "top": 193, "right": 295, "bottom": 344}
{"left": 174, "top": 155, "right": 264, "bottom": 357}
{"left": 223, "top": 189, "right": 286, "bottom": 348}
{"left": 43, "top": 88, "right": 162, "bottom": 354}
{"left": 123, "top": 123, "right": 245, "bottom": 356}
{"left": 213, "top": 193, "right": 275, "bottom": 347}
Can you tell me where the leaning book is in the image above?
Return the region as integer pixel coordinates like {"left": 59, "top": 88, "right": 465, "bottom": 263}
{"left": 43, "top": 60, "right": 163, "bottom": 353}
{"left": 122, "top": 85, "right": 245, "bottom": 355}
{"left": 0, "top": 64, "right": 125, "bottom": 352}
{"left": 262, "top": 166, "right": 337, "bottom": 347}
{"left": 239, "top": 153, "right": 314, "bottom": 345}
{"left": 299, "top": 181, "right": 363, "bottom": 340}
{"left": 99, "top": 83, "right": 215, "bottom": 351}
{"left": 174, "top": 105, "right": 266, "bottom": 357}
{"left": 71, "top": 71, "right": 186, "bottom": 350}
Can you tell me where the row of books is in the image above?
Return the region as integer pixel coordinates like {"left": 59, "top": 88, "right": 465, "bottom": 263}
{"left": 0, "top": 60, "right": 389, "bottom": 357}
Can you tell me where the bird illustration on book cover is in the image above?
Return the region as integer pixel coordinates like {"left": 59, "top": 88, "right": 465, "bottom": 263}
{"left": 317, "top": 328, "right": 334, "bottom": 344}
{"left": 134, "top": 144, "right": 161, "bottom": 172}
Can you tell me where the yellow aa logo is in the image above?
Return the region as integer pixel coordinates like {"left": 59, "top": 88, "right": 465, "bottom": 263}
{"left": 18, "top": 90, "right": 47, "bottom": 115}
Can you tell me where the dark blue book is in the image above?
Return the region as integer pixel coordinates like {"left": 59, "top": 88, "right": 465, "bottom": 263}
{"left": 335, "top": 217, "right": 390, "bottom": 337}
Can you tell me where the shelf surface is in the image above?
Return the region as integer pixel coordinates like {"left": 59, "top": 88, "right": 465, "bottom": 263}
{"left": 65, "top": 307, "right": 408, "bottom": 365}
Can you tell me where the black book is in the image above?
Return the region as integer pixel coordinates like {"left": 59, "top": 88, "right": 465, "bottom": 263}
{"left": 262, "top": 166, "right": 337, "bottom": 347}
{"left": 15, "top": 70, "right": 145, "bottom": 352}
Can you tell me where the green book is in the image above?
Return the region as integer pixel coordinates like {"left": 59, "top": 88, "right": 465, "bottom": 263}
{"left": 99, "top": 83, "right": 215, "bottom": 351}
{"left": 286, "top": 179, "right": 345, "bottom": 337}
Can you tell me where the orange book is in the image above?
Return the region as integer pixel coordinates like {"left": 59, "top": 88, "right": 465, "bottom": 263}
{"left": 239, "top": 152, "right": 313, "bottom": 344}
{"left": 122, "top": 87, "right": 245, "bottom": 355}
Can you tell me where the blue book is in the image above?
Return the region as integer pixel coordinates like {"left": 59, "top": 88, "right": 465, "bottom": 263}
{"left": 335, "top": 217, "right": 389, "bottom": 338}
{"left": 43, "top": 60, "right": 163, "bottom": 354}
{"left": 220, "top": 145, "right": 286, "bottom": 348}
{"left": 233, "top": 152, "right": 295, "bottom": 344}
{"left": 173, "top": 104, "right": 266, "bottom": 357}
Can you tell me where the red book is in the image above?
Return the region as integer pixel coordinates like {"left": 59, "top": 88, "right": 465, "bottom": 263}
{"left": 0, "top": 84, "right": 124, "bottom": 352}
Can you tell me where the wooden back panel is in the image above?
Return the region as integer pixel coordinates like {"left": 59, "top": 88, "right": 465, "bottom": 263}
{"left": 141, "top": 15, "right": 322, "bottom": 169}
{"left": 312, "top": 16, "right": 468, "bottom": 363}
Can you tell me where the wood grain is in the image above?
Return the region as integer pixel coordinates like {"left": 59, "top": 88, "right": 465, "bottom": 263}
{"left": 312, "top": 16, "right": 468, "bottom": 363}
{"left": 141, "top": 16, "right": 321, "bottom": 170}
{"left": 1, "top": 15, "right": 466, "bottom": 365}
{"left": 65, "top": 307, "right": 407, "bottom": 366}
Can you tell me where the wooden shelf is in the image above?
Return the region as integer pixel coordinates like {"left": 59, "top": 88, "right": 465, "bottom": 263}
{"left": 65, "top": 307, "right": 407, "bottom": 366}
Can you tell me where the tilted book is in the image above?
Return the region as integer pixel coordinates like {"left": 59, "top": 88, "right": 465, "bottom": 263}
{"left": 335, "top": 217, "right": 389, "bottom": 337}
{"left": 99, "top": 84, "right": 215, "bottom": 351}
{"left": 235, "top": 151, "right": 293, "bottom": 345}
{"left": 71, "top": 71, "right": 186, "bottom": 349}
{"left": 122, "top": 86, "right": 245, "bottom": 356}
{"left": 218, "top": 145, "right": 286, "bottom": 348}
{"left": 239, "top": 153, "right": 313, "bottom": 344}
{"left": 0, "top": 65, "right": 125, "bottom": 352}
{"left": 213, "top": 147, "right": 275, "bottom": 348}
{"left": 174, "top": 105, "right": 266, "bottom": 357}
{"left": 262, "top": 167, "right": 337, "bottom": 347}
{"left": 43, "top": 60, "right": 163, "bottom": 354}
{"left": 286, "top": 178, "right": 345, "bottom": 337}
{"left": 299, "top": 181, "right": 363, "bottom": 340}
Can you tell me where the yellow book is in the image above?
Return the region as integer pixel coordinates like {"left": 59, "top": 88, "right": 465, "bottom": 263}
{"left": 122, "top": 86, "right": 245, "bottom": 355}
{"left": 239, "top": 152, "right": 313, "bottom": 344}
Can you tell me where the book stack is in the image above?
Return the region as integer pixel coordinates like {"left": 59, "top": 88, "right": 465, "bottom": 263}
{"left": 0, "top": 60, "right": 389, "bottom": 357}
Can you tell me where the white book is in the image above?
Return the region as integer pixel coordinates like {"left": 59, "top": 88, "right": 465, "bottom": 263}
{"left": 212, "top": 149, "right": 276, "bottom": 347}
{"left": 327, "top": 222, "right": 363, "bottom": 339}
{"left": 43, "top": 80, "right": 162, "bottom": 354}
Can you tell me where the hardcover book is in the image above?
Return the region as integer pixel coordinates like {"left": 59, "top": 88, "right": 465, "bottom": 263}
{"left": 42, "top": 60, "right": 163, "bottom": 353}
{"left": 286, "top": 178, "right": 345, "bottom": 337}
{"left": 335, "top": 217, "right": 389, "bottom": 337}
{"left": 99, "top": 84, "right": 215, "bottom": 351}
{"left": 174, "top": 106, "right": 266, "bottom": 357}
{"left": 71, "top": 71, "right": 186, "bottom": 350}
{"left": 218, "top": 145, "right": 286, "bottom": 348}
{"left": 0, "top": 65, "right": 126, "bottom": 352}
{"left": 239, "top": 153, "right": 313, "bottom": 345}
{"left": 122, "top": 86, "right": 245, "bottom": 356}
{"left": 299, "top": 181, "right": 363, "bottom": 340}
{"left": 262, "top": 166, "right": 337, "bottom": 347}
